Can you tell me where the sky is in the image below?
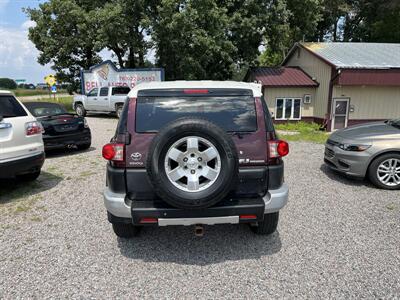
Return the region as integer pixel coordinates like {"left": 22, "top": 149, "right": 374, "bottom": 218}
{"left": 0, "top": 0, "right": 52, "bottom": 84}
{"left": 0, "top": 0, "right": 116, "bottom": 84}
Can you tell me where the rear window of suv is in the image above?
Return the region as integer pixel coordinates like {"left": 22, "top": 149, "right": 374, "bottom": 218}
{"left": 0, "top": 95, "right": 28, "bottom": 118}
{"left": 135, "top": 96, "right": 257, "bottom": 132}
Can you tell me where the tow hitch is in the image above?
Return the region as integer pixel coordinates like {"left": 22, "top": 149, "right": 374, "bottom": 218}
{"left": 195, "top": 224, "right": 204, "bottom": 237}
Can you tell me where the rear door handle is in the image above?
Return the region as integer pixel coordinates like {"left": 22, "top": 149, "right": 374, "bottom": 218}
{"left": 0, "top": 123, "right": 12, "bottom": 129}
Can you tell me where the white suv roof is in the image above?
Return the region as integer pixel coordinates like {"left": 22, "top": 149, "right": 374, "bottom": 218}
{"left": 0, "top": 90, "right": 12, "bottom": 95}
{"left": 128, "top": 81, "right": 262, "bottom": 98}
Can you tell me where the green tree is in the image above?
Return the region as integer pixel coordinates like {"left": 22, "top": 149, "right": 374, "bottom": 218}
{"left": 0, "top": 78, "right": 17, "bottom": 90}
{"left": 25, "top": 0, "right": 103, "bottom": 91}
{"left": 153, "top": 0, "right": 236, "bottom": 80}
{"left": 344, "top": 0, "right": 400, "bottom": 42}
{"left": 25, "top": 0, "right": 156, "bottom": 90}
{"left": 96, "top": 0, "right": 158, "bottom": 68}
{"left": 286, "top": 0, "right": 322, "bottom": 41}
{"left": 153, "top": 0, "right": 287, "bottom": 79}
{"left": 313, "top": 0, "right": 349, "bottom": 41}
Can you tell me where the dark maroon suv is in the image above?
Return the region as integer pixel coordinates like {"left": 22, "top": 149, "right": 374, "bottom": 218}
{"left": 102, "top": 81, "right": 289, "bottom": 238}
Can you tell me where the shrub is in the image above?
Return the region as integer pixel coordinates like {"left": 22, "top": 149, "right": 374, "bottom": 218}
{"left": 275, "top": 121, "right": 321, "bottom": 133}
{"left": 0, "top": 78, "right": 17, "bottom": 90}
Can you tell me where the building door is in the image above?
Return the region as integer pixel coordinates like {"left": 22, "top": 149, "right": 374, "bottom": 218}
{"left": 331, "top": 98, "right": 349, "bottom": 130}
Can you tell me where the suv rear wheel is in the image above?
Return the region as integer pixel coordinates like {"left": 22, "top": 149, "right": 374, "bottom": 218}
{"left": 250, "top": 212, "right": 279, "bottom": 235}
{"left": 112, "top": 223, "right": 141, "bottom": 238}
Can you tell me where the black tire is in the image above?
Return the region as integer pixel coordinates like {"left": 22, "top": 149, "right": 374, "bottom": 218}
{"left": 250, "top": 212, "right": 279, "bottom": 235}
{"left": 146, "top": 117, "right": 238, "bottom": 209}
{"left": 116, "top": 105, "right": 123, "bottom": 118}
{"left": 368, "top": 153, "right": 400, "bottom": 190}
{"left": 77, "top": 142, "right": 91, "bottom": 150}
{"left": 75, "top": 103, "right": 86, "bottom": 117}
{"left": 16, "top": 170, "right": 41, "bottom": 182}
{"left": 112, "top": 223, "right": 141, "bottom": 238}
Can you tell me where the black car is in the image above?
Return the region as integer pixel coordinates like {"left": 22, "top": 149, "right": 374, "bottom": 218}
{"left": 24, "top": 102, "right": 91, "bottom": 151}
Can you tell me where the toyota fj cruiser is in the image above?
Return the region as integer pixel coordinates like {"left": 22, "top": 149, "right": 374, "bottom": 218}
{"left": 103, "top": 81, "right": 289, "bottom": 238}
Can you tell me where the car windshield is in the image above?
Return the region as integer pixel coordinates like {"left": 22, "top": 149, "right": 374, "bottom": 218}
{"left": 135, "top": 96, "right": 257, "bottom": 132}
{"left": 25, "top": 103, "right": 67, "bottom": 117}
{"left": 385, "top": 118, "right": 400, "bottom": 129}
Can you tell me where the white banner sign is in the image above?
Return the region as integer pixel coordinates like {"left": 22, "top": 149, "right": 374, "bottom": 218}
{"left": 81, "top": 60, "right": 164, "bottom": 93}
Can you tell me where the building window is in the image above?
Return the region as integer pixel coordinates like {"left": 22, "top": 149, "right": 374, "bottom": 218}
{"left": 275, "top": 98, "right": 302, "bottom": 120}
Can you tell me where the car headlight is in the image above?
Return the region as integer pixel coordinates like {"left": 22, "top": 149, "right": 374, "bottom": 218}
{"left": 338, "top": 144, "right": 371, "bottom": 151}
{"left": 83, "top": 118, "right": 89, "bottom": 128}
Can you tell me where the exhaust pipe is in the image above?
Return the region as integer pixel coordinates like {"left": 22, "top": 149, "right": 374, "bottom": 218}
{"left": 66, "top": 144, "right": 76, "bottom": 149}
{"left": 195, "top": 224, "right": 204, "bottom": 237}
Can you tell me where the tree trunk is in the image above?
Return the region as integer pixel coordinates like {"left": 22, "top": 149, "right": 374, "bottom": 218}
{"left": 127, "top": 46, "right": 136, "bottom": 68}
{"left": 333, "top": 17, "right": 338, "bottom": 41}
{"left": 136, "top": 26, "right": 145, "bottom": 67}
{"left": 111, "top": 45, "right": 125, "bottom": 68}
{"left": 85, "top": 47, "right": 93, "bottom": 69}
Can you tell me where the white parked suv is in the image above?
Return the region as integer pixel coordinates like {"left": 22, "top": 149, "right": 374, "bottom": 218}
{"left": 0, "top": 91, "right": 45, "bottom": 181}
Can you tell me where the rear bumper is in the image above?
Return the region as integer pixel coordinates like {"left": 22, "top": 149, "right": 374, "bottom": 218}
{"left": 43, "top": 129, "right": 91, "bottom": 150}
{"left": 0, "top": 152, "right": 45, "bottom": 179}
{"left": 104, "top": 183, "right": 288, "bottom": 225}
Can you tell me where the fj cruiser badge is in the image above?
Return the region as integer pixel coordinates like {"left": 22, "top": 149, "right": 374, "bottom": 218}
{"left": 131, "top": 152, "right": 142, "bottom": 161}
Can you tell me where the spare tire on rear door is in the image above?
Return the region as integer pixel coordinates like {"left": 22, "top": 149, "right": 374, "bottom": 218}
{"left": 146, "top": 117, "right": 238, "bottom": 209}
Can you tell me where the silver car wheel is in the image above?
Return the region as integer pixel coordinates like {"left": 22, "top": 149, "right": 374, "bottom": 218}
{"left": 377, "top": 158, "right": 400, "bottom": 186}
{"left": 164, "top": 136, "right": 221, "bottom": 193}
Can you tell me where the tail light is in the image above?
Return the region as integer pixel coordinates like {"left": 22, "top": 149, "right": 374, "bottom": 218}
{"left": 102, "top": 143, "right": 125, "bottom": 161}
{"left": 268, "top": 140, "right": 289, "bottom": 158}
{"left": 139, "top": 217, "right": 158, "bottom": 224}
{"left": 25, "top": 121, "right": 44, "bottom": 136}
{"left": 239, "top": 215, "right": 257, "bottom": 220}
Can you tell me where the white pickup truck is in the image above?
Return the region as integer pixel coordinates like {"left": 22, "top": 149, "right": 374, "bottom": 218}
{"left": 73, "top": 86, "right": 130, "bottom": 118}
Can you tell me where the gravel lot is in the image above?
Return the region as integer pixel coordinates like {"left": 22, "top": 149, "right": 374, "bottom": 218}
{"left": 1, "top": 116, "right": 399, "bottom": 299}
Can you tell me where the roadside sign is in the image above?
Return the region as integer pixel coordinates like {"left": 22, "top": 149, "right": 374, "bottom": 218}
{"left": 51, "top": 85, "right": 57, "bottom": 93}
{"left": 44, "top": 75, "right": 57, "bottom": 87}
{"left": 81, "top": 60, "right": 164, "bottom": 94}
{"left": 15, "top": 79, "right": 26, "bottom": 84}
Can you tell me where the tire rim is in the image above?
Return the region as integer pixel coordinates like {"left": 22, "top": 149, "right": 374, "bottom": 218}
{"left": 377, "top": 158, "right": 400, "bottom": 186}
{"left": 76, "top": 106, "right": 83, "bottom": 116}
{"left": 164, "top": 136, "right": 221, "bottom": 192}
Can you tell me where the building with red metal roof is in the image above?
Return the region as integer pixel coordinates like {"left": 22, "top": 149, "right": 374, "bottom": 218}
{"left": 245, "top": 42, "right": 400, "bottom": 131}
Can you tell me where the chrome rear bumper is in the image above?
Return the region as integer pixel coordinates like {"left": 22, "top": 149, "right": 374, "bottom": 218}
{"left": 104, "top": 183, "right": 289, "bottom": 223}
